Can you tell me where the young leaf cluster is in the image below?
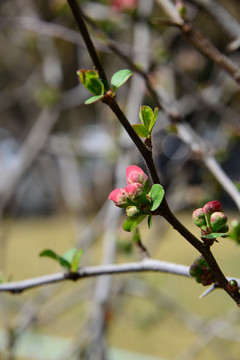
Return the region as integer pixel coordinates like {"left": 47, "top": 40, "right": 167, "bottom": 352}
{"left": 39, "top": 247, "right": 83, "bottom": 273}
{"left": 132, "top": 106, "right": 158, "bottom": 139}
{"left": 77, "top": 68, "right": 133, "bottom": 104}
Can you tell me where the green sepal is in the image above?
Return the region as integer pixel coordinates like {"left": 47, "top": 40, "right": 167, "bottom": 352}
{"left": 84, "top": 95, "right": 104, "bottom": 104}
{"left": 149, "top": 184, "right": 165, "bottom": 211}
{"left": 202, "top": 232, "right": 229, "bottom": 240}
{"left": 111, "top": 69, "right": 133, "bottom": 91}
{"left": 123, "top": 215, "right": 146, "bottom": 232}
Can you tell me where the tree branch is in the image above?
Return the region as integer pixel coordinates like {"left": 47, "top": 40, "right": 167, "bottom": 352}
{"left": 0, "top": 260, "right": 191, "bottom": 293}
{"left": 156, "top": 0, "right": 240, "bottom": 85}
{"left": 67, "top": 0, "right": 110, "bottom": 90}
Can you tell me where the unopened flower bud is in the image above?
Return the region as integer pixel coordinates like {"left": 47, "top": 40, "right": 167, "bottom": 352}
{"left": 189, "top": 255, "right": 214, "bottom": 286}
{"left": 227, "top": 279, "right": 239, "bottom": 293}
{"left": 203, "top": 201, "right": 222, "bottom": 216}
{"left": 126, "top": 165, "right": 150, "bottom": 191}
{"left": 126, "top": 206, "right": 140, "bottom": 217}
{"left": 109, "top": 188, "right": 128, "bottom": 208}
{"left": 124, "top": 182, "right": 144, "bottom": 201}
{"left": 210, "top": 212, "right": 228, "bottom": 232}
{"left": 192, "top": 208, "right": 206, "bottom": 228}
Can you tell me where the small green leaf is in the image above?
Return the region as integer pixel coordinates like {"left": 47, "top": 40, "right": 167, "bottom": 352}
{"left": 203, "top": 233, "right": 229, "bottom": 239}
{"left": 139, "top": 106, "right": 153, "bottom": 128}
{"left": 132, "top": 124, "right": 149, "bottom": 138}
{"left": 111, "top": 69, "right": 133, "bottom": 91}
{"left": 149, "top": 107, "right": 158, "bottom": 133}
{"left": 58, "top": 257, "right": 71, "bottom": 270}
{"left": 149, "top": 184, "right": 165, "bottom": 211}
{"left": 61, "top": 247, "right": 77, "bottom": 263}
{"left": 148, "top": 215, "right": 152, "bottom": 229}
{"left": 84, "top": 95, "right": 104, "bottom": 104}
{"left": 123, "top": 215, "right": 146, "bottom": 232}
{"left": 86, "top": 78, "right": 104, "bottom": 95}
{"left": 71, "top": 249, "right": 84, "bottom": 273}
{"left": 39, "top": 249, "right": 59, "bottom": 261}
{"left": 77, "top": 69, "right": 105, "bottom": 95}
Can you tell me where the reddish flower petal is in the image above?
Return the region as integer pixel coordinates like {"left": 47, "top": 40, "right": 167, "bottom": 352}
{"left": 126, "top": 165, "right": 148, "bottom": 186}
{"left": 109, "top": 188, "right": 128, "bottom": 207}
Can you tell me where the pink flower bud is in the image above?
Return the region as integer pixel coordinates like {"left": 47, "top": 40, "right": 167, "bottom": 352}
{"left": 126, "top": 165, "right": 149, "bottom": 187}
{"left": 111, "top": 0, "right": 137, "bottom": 11}
{"left": 192, "top": 208, "right": 206, "bottom": 228}
{"left": 126, "top": 206, "right": 140, "bottom": 217}
{"left": 108, "top": 188, "right": 128, "bottom": 208}
{"left": 203, "top": 201, "right": 222, "bottom": 216}
{"left": 210, "top": 212, "right": 228, "bottom": 232}
{"left": 124, "top": 182, "right": 144, "bottom": 201}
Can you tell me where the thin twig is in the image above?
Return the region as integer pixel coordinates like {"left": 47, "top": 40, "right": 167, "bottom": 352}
{"left": 156, "top": 0, "right": 240, "bottom": 85}
{"left": 67, "top": 0, "right": 109, "bottom": 90}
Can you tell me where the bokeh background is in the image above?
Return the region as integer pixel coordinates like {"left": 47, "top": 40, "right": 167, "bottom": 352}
{"left": 0, "top": 0, "right": 240, "bottom": 359}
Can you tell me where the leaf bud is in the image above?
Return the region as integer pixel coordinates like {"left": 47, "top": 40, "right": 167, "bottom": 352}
{"left": 227, "top": 279, "right": 239, "bottom": 293}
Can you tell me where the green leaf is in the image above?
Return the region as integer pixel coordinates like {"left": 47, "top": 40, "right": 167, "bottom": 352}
{"left": 123, "top": 215, "right": 146, "bottom": 232}
{"left": 58, "top": 257, "right": 71, "bottom": 270}
{"left": 111, "top": 69, "right": 133, "bottom": 91}
{"left": 85, "top": 78, "right": 104, "bottom": 95}
{"left": 84, "top": 95, "right": 104, "bottom": 104}
{"left": 71, "top": 249, "right": 84, "bottom": 273}
{"left": 77, "top": 69, "right": 104, "bottom": 95}
{"left": 39, "top": 249, "right": 59, "bottom": 261}
{"left": 148, "top": 215, "right": 152, "bottom": 229}
{"left": 149, "top": 184, "right": 165, "bottom": 211}
{"left": 202, "top": 233, "right": 229, "bottom": 239}
{"left": 132, "top": 124, "right": 149, "bottom": 138}
{"left": 139, "top": 106, "right": 153, "bottom": 129}
{"left": 61, "top": 247, "right": 77, "bottom": 263}
{"left": 149, "top": 107, "right": 158, "bottom": 133}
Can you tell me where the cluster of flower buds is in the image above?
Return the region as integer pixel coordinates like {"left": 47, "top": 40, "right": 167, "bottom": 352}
{"left": 192, "top": 200, "right": 229, "bottom": 244}
{"left": 189, "top": 255, "right": 214, "bottom": 286}
{"left": 109, "top": 165, "right": 151, "bottom": 215}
